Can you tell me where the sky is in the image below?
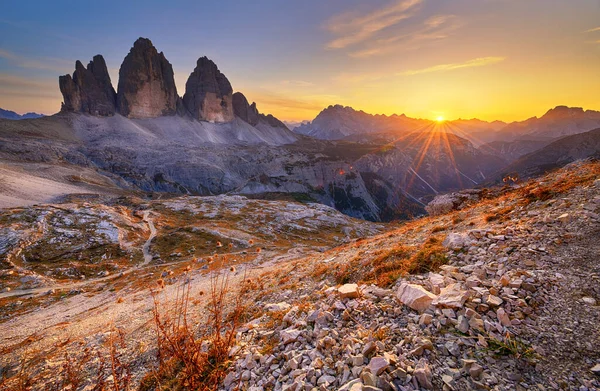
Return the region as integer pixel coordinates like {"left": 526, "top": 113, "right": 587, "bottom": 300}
{"left": 0, "top": 0, "right": 599, "bottom": 122}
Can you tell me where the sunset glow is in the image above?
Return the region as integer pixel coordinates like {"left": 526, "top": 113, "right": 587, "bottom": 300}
{"left": 0, "top": 1, "right": 599, "bottom": 122}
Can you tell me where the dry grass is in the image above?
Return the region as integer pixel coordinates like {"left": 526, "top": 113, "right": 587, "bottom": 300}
{"left": 139, "top": 269, "right": 246, "bottom": 391}
{"left": 484, "top": 205, "right": 514, "bottom": 223}
{"left": 0, "top": 328, "right": 131, "bottom": 391}
{"left": 518, "top": 162, "right": 600, "bottom": 205}
{"left": 315, "top": 235, "right": 448, "bottom": 288}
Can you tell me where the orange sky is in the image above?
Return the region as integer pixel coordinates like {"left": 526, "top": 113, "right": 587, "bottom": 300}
{"left": 1, "top": 0, "right": 599, "bottom": 122}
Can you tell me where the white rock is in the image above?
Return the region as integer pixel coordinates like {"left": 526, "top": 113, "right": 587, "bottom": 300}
{"left": 264, "top": 302, "right": 291, "bottom": 312}
{"left": 582, "top": 297, "right": 597, "bottom": 305}
{"left": 280, "top": 328, "right": 302, "bottom": 344}
{"left": 443, "top": 233, "right": 471, "bottom": 250}
{"left": 397, "top": 283, "right": 437, "bottom": 313}
{"left": 432, "top": 283, "right": 469, "bottom": 308}
{"left": 367, "top": 356, "right": 390, "bottom": 375}
{"left": 338, "top": 283, "right": 360, "bottom": 299}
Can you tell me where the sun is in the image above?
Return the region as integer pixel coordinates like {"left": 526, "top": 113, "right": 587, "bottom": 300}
{"left": 436, "top": 116, "right": 445, "bottom": 122}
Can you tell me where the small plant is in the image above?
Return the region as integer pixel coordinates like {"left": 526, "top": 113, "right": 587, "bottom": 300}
{"left": 486, "top": 332, "right": 536, "bottom": 360}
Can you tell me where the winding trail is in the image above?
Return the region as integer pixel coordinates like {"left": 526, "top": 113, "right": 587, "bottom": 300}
{"left": 0, "top": 211, "right": 158, "bottom": 299}
{"left": 140, "top": 211, "right": 156, "bottom": 267}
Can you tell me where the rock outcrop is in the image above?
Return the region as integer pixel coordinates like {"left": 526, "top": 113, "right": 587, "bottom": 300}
{"left": 183, "top": 57, "right": 233, "bottom": 123}
{"left": 116, "top": 38, "right": 178, "bottom": 118}
{"left": 59, "top": 55, "right": 116, "bottom": 116}
{"left": 233, "top": 92, "right": 289, "bottom": 130}
{"left": 232, "top": 92, "right": 259, "bottom": 126}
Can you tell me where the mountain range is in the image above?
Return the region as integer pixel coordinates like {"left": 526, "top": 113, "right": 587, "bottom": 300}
{"left": 1, "top": 37, "right": 599, "bottom": 222}
{"left": 0, "top": 108, "right": 44, "bottom": 120}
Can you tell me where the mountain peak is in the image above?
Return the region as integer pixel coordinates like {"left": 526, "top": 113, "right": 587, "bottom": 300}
{"left": 542, "top": 105, "right": 585, "bottom": 120}
{"left": 116, "top": 37, "right": 178, "bottom": 118}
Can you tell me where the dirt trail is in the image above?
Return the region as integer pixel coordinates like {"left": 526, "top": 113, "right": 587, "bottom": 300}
{"left": 140, "top": 210, "right": 156, "bottom": 266}
{"left": 0, "top": 210, "right": 157, "bottom": 300}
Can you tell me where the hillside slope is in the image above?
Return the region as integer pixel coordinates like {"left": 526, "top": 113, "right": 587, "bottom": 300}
{"left": 0, "top": 161, "right": 598, "bottom": 390}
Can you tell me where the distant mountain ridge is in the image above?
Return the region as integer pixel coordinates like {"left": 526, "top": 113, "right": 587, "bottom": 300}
{"left": 0, "top": 109, "right": 44, "bottom": 120}
{"left": 293, "top": 104, "right": 600, "bottom": 147}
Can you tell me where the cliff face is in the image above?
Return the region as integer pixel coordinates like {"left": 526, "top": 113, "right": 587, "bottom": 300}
{"left": 116, "top": 38, "right": 178, "bottom": 119}
{"left": 233, "top": 92, "right": 259, "bottom": 126}
{"left": 183, "top": 57, "right": 234, "bottom": 123}
{"left": 59, "top": 55, "right": 116, "bottom": 116}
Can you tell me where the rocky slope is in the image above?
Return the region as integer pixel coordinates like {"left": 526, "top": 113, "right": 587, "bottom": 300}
{"left": 496, "top": 128, "right": 600, "bottom": 180}
{"left": 0, "top": 161, "right": 598, "bottom": 390}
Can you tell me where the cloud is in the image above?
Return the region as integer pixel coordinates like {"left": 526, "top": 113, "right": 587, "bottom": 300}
{"left": 325, "top": 0, "right": 423, "bottom": 49}
{"left": 349, "top": 14, "right": 460, "bottom": 58}
{"left": 585, "top": 26, "right": 600, "bottom": 33}
{"left": 398, "top": 56, "right": 506, "bottom": 76}
{"left": 280, "top": 80, "right": 315, "bottom": 88}
{"left": 0, "top": 48, "right": 72, "bottom": 73}
{"left": 0, "top": 74, "right": 57, "bottom": 90}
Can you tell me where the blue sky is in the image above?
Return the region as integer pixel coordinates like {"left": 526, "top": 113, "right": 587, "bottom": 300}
{"left": 1, "top": 0, "right": 599, "bottom": 121}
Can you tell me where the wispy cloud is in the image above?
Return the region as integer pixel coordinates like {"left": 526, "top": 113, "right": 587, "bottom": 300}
{"left": 585, "top": 26, "right": 600, "bottom": 33}
{"left": 0, "top": 48, "right": 72, "bottom": 73}
{"left": 399, "top": 56, "right": 506, "bottom": 76}
{"left": 280, "top": 80, "right": 315, "bottom": 88}
{"left": 325, "top": 0, "right": 423, "bottom": 49}
{"left": 349, "top": 14, "right": 460, "bottom": 58}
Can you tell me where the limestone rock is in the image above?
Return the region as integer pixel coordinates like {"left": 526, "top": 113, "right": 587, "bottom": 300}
{"left": 59, "top": 55, "right": 116, "bottom": 116}
{"left": 183, "top": 56, "right": 234, "bottom": 123}
{"left": 443, "top": 233, "right": 471, "bottom": 250}
{"left": 233, "top": 92, "right": 259, "bottom": 126}
{"left": 338, "top": 283, "right": 360, "bottom": 299}
{"left": 117, "top": 37, "right": 178, "bottom": 118}
{"left": 367, "top": 356, "right": 390, "bottom": 375}
{"left": 414, "top": 359, "right": 433, "bottom": 389}
{"left": 397, "top": 283, "right": 437, "bottom": 312}
{"left": 432, "top": 283, "right": 469, "bottom": 308}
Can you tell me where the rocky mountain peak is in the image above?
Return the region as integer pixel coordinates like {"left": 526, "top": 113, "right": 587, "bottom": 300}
{"left": 232, "top": 92, "right": 259, "bottom": 126}
{"left": 182, "top": 56, "right": 234, "bottom": 123}
{"left": 116, "top": 37, "right": 178, "bottom": 119}
{"left": 59, "top": 54, "right": 117, "bottom": 116}
{"left": 542, "top": 105, "right": 585, "bottom": 120}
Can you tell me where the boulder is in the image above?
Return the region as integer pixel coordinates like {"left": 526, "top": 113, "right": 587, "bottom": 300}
{"left": 117, "top": 37, "right": 178, "bottom": 118}
{"left": 414, "top": 359, "right": 433, "bottom": 389}
{"left": 264, "top": 302, "right": 291, "bottom": 312}
{"left": 367, "top": 356, "right": 390, "bottom": 375}
{"left": 59, "top": 55, "right": 116, "bottom": 116}
{"left": 432, "top": 283, "right": 470, "bottom": 308}
{"left": 443, "top": 233, "right": 471, "bottom": 250}
{"left": 183, "top": 56, "right": 234, "bottom": 123}
{"left": 280, "top": 328, "right": 302, "bottom": 344}
{"left": 396, "top": 283, "right": 437, "bottom": 312}
{"left": 338, "top": 283, "right": 360, "bottom": 299}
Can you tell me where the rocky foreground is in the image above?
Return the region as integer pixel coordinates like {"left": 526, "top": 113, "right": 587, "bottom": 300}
{"left": 0, "top": 161, "right": 598, "bottom": 391}
{"left": 221, "top": 161, "right": 600, "bottom": 391}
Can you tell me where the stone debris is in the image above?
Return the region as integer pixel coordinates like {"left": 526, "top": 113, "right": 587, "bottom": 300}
{"left": 218, "top": 163, "right": 600, "bottom": 391}
{"left": 396, "top": 283, "right": 437, "bottom": 312}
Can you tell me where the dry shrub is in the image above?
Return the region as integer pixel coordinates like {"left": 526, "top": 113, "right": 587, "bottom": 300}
{"left": 484, "top": 206, "right": 514, "bottom": 223}
{"left": 518, "top": 162, "right": 600, "bottom": 205}
{"left": 140, "top": 269, "right": 245, "bottom": 391}
{"left": 0, "top": 328, "right": 131, "bottom": 391}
